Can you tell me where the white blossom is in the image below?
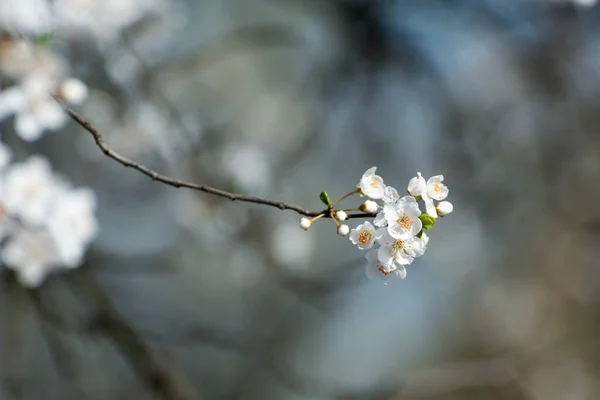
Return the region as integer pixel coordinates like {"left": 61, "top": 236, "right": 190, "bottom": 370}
{"left": 436, "top": 201, "right": 454, "bottom": 217}
{"left": 376, "top": 228, "right": 426, "bottom": 268}
{"left": 382, "top": 196, "right": 422, "bottom": 239}
{"left": 425, "top": 175, "right": 449, "bottom": 201}
{"left": 365, "top": 250, "right": 406, "bottom": 283}
{"left": 407, "top": 172, "right": 450, "bottom": 218}
{"left": 359, "top": 167, "right": 385, "bottom": 199}
{"left": 407, "top": 172, "right": 426, "bottom": 197}
{"left": 349, "top": 221, "right": 377, "bottom": 250}
{"left": 382, "top": 186, "right": 400, "bottom": 204}
{"left": 1, "top": 229, "right": 60, "bottom": 287}
{"left": 2, "top": 156, "right": 56, "bottom": 225}
{"left": 58, "top": 78, "right": 88, "bottom": 105}
{"left": 47, "top": 188, "right": 98, "bottom": 267}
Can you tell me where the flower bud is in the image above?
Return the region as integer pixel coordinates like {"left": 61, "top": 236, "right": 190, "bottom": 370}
{"left": 59, "top": 79, "right": 89, "bottom": 105}
{"left": 335, "top": 210, "right": 348, "bottom": 221}
{"left": 299, "top": 217, "right": 312, "bottom": 230}
{"left": 337, "top": 224, "right": 350, "bottom": 236}
{"left": 360, "top": 200, "right": 378, "bottom": 214}
{"left": 436, "top": 201, "right": 453, "bottom": 217}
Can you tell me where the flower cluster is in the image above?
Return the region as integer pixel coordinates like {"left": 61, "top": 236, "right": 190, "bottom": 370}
{"left": 354, "top": 168, "right": 452, "bottom": 283}
{"left": 299, "top": 167, "right": 453, "bottom": 284}
{"left": 0, "top": 36, "right": 89, "bottom": 141}
{"left": 0, "top": 142, "right": 98, "bottom": 287}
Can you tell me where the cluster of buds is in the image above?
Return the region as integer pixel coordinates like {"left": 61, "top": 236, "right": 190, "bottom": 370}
{"left": 299, "top": 167, "right": 453, "bottom": 284}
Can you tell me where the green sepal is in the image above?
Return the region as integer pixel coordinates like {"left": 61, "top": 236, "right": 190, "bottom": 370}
{"left": 319, "top": 191, "right": 332, "bottom": 206}
{"left": 416, "top": 230, "right": 424, "bottom": 239}
{"left": 418, "top": 213, "right": 436, "bottom": 230}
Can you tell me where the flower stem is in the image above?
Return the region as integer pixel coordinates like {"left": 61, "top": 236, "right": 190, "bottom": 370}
{"left": 332, "top": 189, "right": 360, "bottom": 207}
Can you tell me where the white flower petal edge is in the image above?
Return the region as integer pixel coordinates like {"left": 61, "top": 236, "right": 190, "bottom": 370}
{"left": 359, "top": 167, "right": 386, "bottom": 199}
{"left": 365, "top": 250, "right": 406, "bottom": 284}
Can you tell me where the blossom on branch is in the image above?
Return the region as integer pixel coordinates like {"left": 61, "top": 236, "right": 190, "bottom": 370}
{"left": 0, "top": 152, "right": 98, "bottom": 287}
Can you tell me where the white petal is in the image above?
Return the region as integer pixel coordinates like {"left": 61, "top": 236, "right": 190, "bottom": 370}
{"left": 15, "top": 113, "right": 44, "bottom": 141}
{"left": 427, "top": 175, "right": 444, "bottom": 184}
{"left": 373, "top": 212, "right": 387, "bottom": 227}
{"left": 411, "top": 218, "right": 423, "bottom": 236}
{"left": 383, "top": 202, "right": 400, "bottom": 221}
{"left": 387, "top": 222, "right": 409, "bottom": 240}
{"left": 376, "top": 228, "right": 394, "bottom": 245}
{"left": 393, "top": 266, "right": 407, "bottom": 280}
{"left": 407, "top": 172, "right": 426, "bottom": 196}
{"left": 362, "top": 166, "right": 377, "bottom": 179}
{"left": 424, "top": 197, "right": 437, "bottom": 219}
{"left": 377, "top": 245, "right": 395, "bottom": 265}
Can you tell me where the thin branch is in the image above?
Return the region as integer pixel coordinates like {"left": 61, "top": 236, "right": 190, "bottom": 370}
{"left": 54, "top": 95, "right": 374, "bottom": 219}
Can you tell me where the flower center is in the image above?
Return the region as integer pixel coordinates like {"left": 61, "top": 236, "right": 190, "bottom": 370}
{"left": 392, "top": 239, "right": 405, "bottom": 251}
{"left": 377, "top": 264, "right": 391, "bottom": 275}
{"left": 358, "top": 230, "right": 372, "bottom": 244}
{"left": 433, "top": 184, "right": 442, "bottom": 193}
{"left": 397, "top": 214, "right": 414, "bottom": 230}
{"left": 370, "top": 179, "right": 380, "bottom": 189}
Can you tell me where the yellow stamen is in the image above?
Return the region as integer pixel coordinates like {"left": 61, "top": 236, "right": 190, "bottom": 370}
{"left": 397, "top": 214, "right": 414, "bottom": 230}
{"left": 358, "top": 230, "right": 372, "bottom": 245}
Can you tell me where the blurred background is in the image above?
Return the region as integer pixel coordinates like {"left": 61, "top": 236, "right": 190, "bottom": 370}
{"left": 2, "top": 0, "right": 600, "bottom": 399}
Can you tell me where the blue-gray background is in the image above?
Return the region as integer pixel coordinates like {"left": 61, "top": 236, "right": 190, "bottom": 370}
{"left": 3, "top": 1, "right": 600, "bottom": 399}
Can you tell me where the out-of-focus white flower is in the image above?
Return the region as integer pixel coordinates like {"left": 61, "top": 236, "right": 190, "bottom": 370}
{"left": 359, "top": 167, "right": 385, "bottom": 199}
{"left": 436, "top": 201, "right": 453, "bottom": 217}
{"left": 0, "top": 38, "right": 36, "bottom": 79}
{"left": 365, "top": 250, "right": 406, "bottom": 283}
{"left": 2, "top": 156, "right": 55, "bottom": 225}
{"left": 271, "top": 220, "right": 314, "bottom": 267}
{"left": 222, "top": 144, "right": 271, "bottom": 194}
{"left": 0, "top": 140, "right": 11, "bottom": 170}
{"left": 335, "top": 210, "right": 347, "bottom": 221}
{"left": 382, "top": 196, "right": 422, "bottom": 239}
{"left": 1, "top": 229, "right": 60, "bottom": 287}
{"left": 58, "top": 78, "right": 88, "bottom": 105}
{"left": 349, "top": 221, "right": 377, "bottom": 250}
{"left": 14, "top": 73, "right": 68, "bottom": 142}
{"left": 0, "top": 0, "right": 52, "bottom": 35}
{"left": 47, "top": 188, "right": 97, "bottom": 266}
{"left": 299, "top": 217, "right": 312, "bottom": 231}
{"left": 376, "top": 228, "right": 425, "bottom": 268}
{"left": 337, "top": 224, "right": 350, "bottom": 236}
